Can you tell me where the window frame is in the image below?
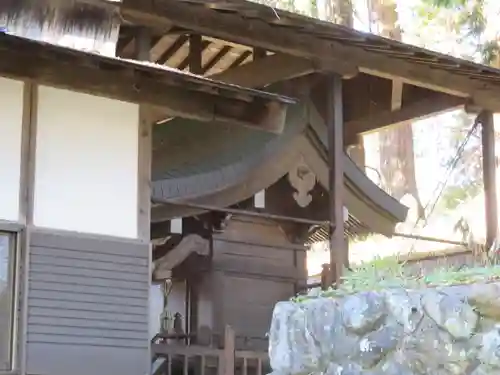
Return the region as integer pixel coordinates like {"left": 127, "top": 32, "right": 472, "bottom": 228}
{"left": 0, "top": 228, "right": 20, "bottom": 374}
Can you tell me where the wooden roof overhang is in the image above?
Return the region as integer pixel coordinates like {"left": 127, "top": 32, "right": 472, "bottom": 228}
{"left": 150, "top": 101, "right": 407, "bottom": 238}
{"left": 0, "top": 32, "right": 294, "bottom": 131}
{"left": 61, "top": 0, "right": 487, "bottom": 147}
{"left": 70, "top": 0, "right": 500, "bottom": 239}
{"left": 110, "top": 0, "right": 500, "bottom": 116}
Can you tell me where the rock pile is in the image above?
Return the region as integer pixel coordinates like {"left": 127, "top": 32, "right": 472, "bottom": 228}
{"left": 268, "top": 283, "right": 500, "bottom": 375}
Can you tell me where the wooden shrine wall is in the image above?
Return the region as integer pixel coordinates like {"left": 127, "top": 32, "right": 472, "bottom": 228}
{"left": 210, "top": 216, "right": 307, "bottom": 350}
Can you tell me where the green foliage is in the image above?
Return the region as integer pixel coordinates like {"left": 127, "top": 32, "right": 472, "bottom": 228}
{"left": 293, "top": 255, "right": 500, "bottom": 302}
{"left": 427, "top": 110, "right": 483, "bottom": 217}
{"left": 422, "top": 0, "right": 466, "bottom": 6}
{"left": 418, "top": 0, "right": 496, "bottom": 64}
{"left": 437, "top": 182, "right": 482, "bottom": 212}
{"left": 480, "top": 39, "right": 500, "bottom": 64}
{"left": 423, "top": 264, "right": 500, "bottom": 285}
{"left": 325, "top": 256, "right": 421, "bottom": 296}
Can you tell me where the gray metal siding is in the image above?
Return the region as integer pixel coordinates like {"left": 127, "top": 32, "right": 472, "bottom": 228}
{"left": 26, "top": 230, "right": 150, "bottom": 375}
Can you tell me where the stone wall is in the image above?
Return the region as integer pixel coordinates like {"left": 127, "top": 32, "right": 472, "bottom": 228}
{"left": 268, "top": 282, "right": 500, "bottom": 375}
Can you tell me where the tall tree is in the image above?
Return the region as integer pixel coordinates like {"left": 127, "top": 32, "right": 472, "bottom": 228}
{"left": 317, "top": 0, "right": 353, "bottom": 24}
{"left": 371, "top": 0, "right": 425, "bottom": 219}
{"left": 419, "top": 0, "right": 497, "bottom": 64}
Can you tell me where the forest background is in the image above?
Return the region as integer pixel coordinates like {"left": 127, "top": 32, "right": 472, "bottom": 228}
{"left": 250, "top": 0, "right": 500, "bottom": 274}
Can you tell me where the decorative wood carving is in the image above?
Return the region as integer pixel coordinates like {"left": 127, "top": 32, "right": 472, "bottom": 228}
{"left": 153, "top": 234, "right": 209, "bottom": 280}
{"left": 288, "top": 159, "right": 316, "bottom": 208}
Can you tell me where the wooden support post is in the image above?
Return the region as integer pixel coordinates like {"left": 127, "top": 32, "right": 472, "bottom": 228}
{"left": 219, "top": 325, "right": 235, "bottom": 375}
{"left": 327, "top": 74, "right": 346, "bottom": 287}
{"left": 188, "top": 276, "right": 200, "bottom": 345}
{"left": 135, "top": 27, "right": 153, "bottom": 240}
{"left": 320, "top": 263, "right": 330, "bottom": 290}
{"left": 253, "top": 47, "right": 267, "bottom": 60}
{"left": 481, "top": 110, "right": 498, "bottom": 249}
{"left": 189, "top": 34, "right": 203, "bottom": 74}
{"left": 134, "top": 27, "right": 151, "bottom": 61}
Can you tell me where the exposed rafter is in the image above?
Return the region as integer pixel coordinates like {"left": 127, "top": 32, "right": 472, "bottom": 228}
{"left": 202, "top": 45, "right": 232, "bottom": 74}
{"left": 152, "top": 53, "right": 322, "bottom": 123}
{"left": 208, "top": 53, "right": 332, "bottom": 88}
{"left": 156, "top": 34, "right": 188, "bottom": 64}
{"left": 227, "top": 50, "right": 252, "bottom": 69}
{"left": 114, "top": 0, "right": 500, "bottom": 112}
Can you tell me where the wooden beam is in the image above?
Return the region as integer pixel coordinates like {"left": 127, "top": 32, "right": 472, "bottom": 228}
{"left": 117, "top": 0, "right": 500, "bottom": 111}
{"left": 202, "top": 45, "right": 232, "bottom": 74}
{"left": 0, "top": 34, "right": 290, "bottom": 132}
{"left": 227, "top": 50, "right": 252, "bottom": 69}
{"left": 253, "top": 47, "right": 267, "bottom": 60}
{"left": 152, "top": 53, "right": 317, "bottom": 124}
{"left": 360, "top": 68, "right": 467, "bottom": 98}
{"left": 344, "top": 94, "right": 466, "bottom": 142}
{"left": 481, "top": 110, "right": 498, "bottom": 249}
{"left": 213, "top": 258, "right": 301, "bottom": 280}
{"left": 134, "top": 27, "right": 151, "bottom": 60}
{"left": 327, "top": 74, "right": 346, "bottom": 287}
{"left": 120, "top": 0, "right": 357, "bottom": 77}
{"left": 117, "top": 34, "right": 134, "bottom": 56}
{"left": 209, "top": 53, "right": 324, "bottom": 88}
{"left": 177, "top": 36, "right": 209, "bottom": 71}
{"left": 391, "top": 79, "right": 403, "bottom": 111}
{"left": 187, "top": 34, "right": 203, "bottom": 73}
{"left": 157, "top": 34, "right": 188, "bottom": 64}
{"left": 135, "top": 28, "right": 153, "bottom": 241}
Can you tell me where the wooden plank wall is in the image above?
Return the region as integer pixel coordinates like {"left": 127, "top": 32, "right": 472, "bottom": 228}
{"left": 211, "top": 216, "right": 307, "bottom": 350}
{"left": 25, "top": 229, "right": 150, "bottom": 375}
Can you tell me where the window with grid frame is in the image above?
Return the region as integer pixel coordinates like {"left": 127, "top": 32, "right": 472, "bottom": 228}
{"left": 0, "top": 232, "right": 16, "bottom": 371}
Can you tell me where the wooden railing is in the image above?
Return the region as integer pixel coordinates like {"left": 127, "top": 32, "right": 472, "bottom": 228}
{"left": 151, "top": 326, "right": 269, "bottom": 375}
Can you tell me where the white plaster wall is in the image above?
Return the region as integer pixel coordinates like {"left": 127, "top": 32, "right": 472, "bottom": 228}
{"left": 168, "top": 281, "right": 187, "bottom": 318}
{"left": 33, "top": 86, "right": 140, "bottom": 238}
{"left": 167, "top": 279, "right": 214, "bottom": 330}
{"left": 149, "top": 284, "right": 164, "bottom": 340}
{"left": 0, "top": 78, "right": 24, "bottom": 222}
{"left": 173, "top": 278, "right": 214, "bottom": 330}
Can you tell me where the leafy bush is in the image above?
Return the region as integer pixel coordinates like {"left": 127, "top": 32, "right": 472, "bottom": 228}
{"left": 294, "top": 254, "right": 500, "bottom": 302}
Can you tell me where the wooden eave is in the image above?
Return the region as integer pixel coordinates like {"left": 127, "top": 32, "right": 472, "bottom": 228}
{"left": 108, "top": 0, "right": 500, "bottom": 114}
{"left": 118, "top": 31, "right": 466, "bottom": 141}
{"left": 149, "top": 101, "right": 408, "bottom": 237}
{"left": 0, "top": 32, "right": 294, "bottom": 132}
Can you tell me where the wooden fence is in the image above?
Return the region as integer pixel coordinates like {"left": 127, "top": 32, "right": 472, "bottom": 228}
{"left": 151, "top": 326, "right": 269, "bottom": 375}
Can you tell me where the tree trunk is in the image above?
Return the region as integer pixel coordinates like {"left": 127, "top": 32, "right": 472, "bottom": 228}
{"left": 372, "top": 0, "right": 425, "bottom": 219}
